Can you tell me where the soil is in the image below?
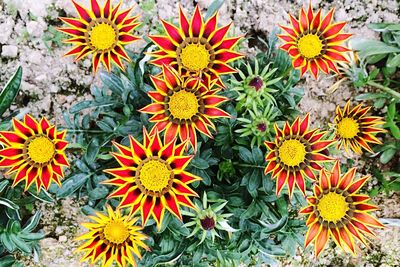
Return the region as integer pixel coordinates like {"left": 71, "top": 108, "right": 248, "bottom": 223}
{"left": 0, "top": 0, "right": 399, "bottom": 266}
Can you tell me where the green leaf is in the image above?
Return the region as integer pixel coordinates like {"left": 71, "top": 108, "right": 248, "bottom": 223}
{"left": 85, "top": 138, "right": 100, "bottom": 164}
{"left": 388, "top": 181, "right": 400, "bottom": 192}
{"left": 0, "top": 66, "right": 22, "bottom": 117}
{"left": 19, "top": 232, "right": 45, "bottom": 241}
{"left": 27, "top": 187, "right": 54, "bottom": 203}
{"left": 0, "top": 233, "right": 16, "bottom": 252}
{"left": 259, "top": 215, "right": 288, "bottom": 234}
{"left": 0, "top": 255, "right": 16, "bottom": 266}
{"left": 387, "top": 54, "right": 400, "bottom": 68}
{"left": 248, "top": 171, "right": 260, "bottom": 196}
{"left": 351, "top": 39, "right": 400, "bottom": 58}
{"left": 69, "top": 100, "right": 93, "bottom": 113}
{"left": 22, "top": 211, "right": 42, "bottom": 233}
{"left": 238, "top": 146, "right": 253, "bottom": 163}
{"left": 205, "top": 0, "right": 224, "bottom": 20}
{"left": 56, "top": 173, "right": 90, "bottom": 198}
{"left": 190, "top": 157, "right": 209, "bottom": 170}
{"left": 0, "top": 180, "right": 9, "bottom": 193}
{"left": 0, "top": 197, "right": 19, "bottom": 210}
{"left": 9, "top": 234, "right": 31, "bottom": 254}
{"left": 251, "top": 147, "right": 264, "bottom": 163}
{"left": 380, "top": 148, "right": 396, "bottom": 164}
{"left": 100, "top": 72, "right": 124, "bottom": 95}
{"left": 88, "top": 186, "right": 109, "bottom": 200}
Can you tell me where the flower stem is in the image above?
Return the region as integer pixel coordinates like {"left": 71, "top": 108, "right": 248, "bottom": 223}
{"left": 63, "top": 129, "right": 106, "bottom": 134}
{"left": 367, "top": 81, "right": 400, "bottom": 100}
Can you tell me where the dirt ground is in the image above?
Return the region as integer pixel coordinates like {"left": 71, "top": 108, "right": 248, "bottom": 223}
{"left": 0, "top": 0, "right": 399, "bottom": 266}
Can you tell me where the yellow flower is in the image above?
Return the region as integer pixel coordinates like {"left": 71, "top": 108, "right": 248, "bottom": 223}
{"left": 59, "top": 0, "right": 141, "bottom": 73}
{"left": 334, "top": 101, "right": 385, "bottom": 154}
{"left": 139, "top": 64, "right": 230, "bottom": 151}
{"left": 300, "top": 161, "right": 384, "bottom": 256}
{"left": 148, "top": 5, "right": 244, "bottom": 88}
{"left": 0, "top": 114, "right": 69, "bottom": 192}
{"left": 278, "top": 4, "right": 352, "bottom": 78}
{"left": 76, "top": 206, "right": 149, "bottom": 267}
{"left": 264, "top": 114, "right": 335, "bottom": 197}
{"left": 103, "top": 128, "right": 202, "bottom": 229}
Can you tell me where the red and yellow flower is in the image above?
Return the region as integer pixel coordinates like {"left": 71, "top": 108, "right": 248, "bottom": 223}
{"left": 76, "top": 206, "right": 149, "bottom": 267}
{"left": 59, "top": 0, "right": 141, "bottom": 73}
{"left": 0, "top": 114, "right": 69, "bottom": 191}
{"left": 278, "top": 4, "right": 352, "bottom": 78}
{"left": 103, "top": 128, "right": 202, "bottom": 229}
{"left": 334, "top": 101, "right": 385, "bottom": 154}
{"left": 264, "top": 114, "right": 335, "bottom": 197}
{"left": 300, "top": 161, "right": 384, "bottom": 256}
{"left": 139, "top": 64, "right": 230, "bottom": 152}
{"left": 148, "top": 5, "right": 244, "bottom": 88}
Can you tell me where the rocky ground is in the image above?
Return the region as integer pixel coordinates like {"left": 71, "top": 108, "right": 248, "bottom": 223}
{"left": 0, "top": 0, "right": 399, "bottom": 266}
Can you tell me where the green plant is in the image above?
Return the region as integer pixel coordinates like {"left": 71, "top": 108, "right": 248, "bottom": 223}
{"left": 351, "top": 23, "right": 400, "bottom": 102}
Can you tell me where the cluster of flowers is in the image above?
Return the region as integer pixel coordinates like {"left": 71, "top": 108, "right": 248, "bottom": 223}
{"left": 0, "top": 1, "right": 386, "bottom": 266}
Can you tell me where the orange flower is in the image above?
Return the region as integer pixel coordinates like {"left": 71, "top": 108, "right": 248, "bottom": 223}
{"left": 148, "top": 5, "right": 244, "bottom": 88}
{"left": 278, "top": 4, "right": 352, "bottom": 78}
{"left": 103, "top": 128, "right": 202, "bottom": 229}
{"left": 59, "top": 0, "right": 140, "bottom": 72}
{"left": 334, "top": 101, "right": 385, "bottom": 154}
{"left": 0, "top": 114, "right": 69, "bottom": 191}
{"left": 264, "top": 114, "right": 335, "bottom": 197}
{"left": 300, "top": 161, "right": 384, "bottom": 256}
{"left": 139, "top": 64, "right": 230, "bottom": 151}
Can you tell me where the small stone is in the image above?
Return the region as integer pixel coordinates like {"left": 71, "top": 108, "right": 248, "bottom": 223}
{"left": 28, "top": 51, "right": 42, "bottom": 65}
{"left": 1, "top": 45, "right": 18, "bottom": 58}
{"left": 26, "top": 21, "right": 44, "bottom": 38}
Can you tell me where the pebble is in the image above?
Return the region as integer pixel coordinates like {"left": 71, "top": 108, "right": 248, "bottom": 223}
{"left": 1, "top": 45, "right": 18, "bottom": 58}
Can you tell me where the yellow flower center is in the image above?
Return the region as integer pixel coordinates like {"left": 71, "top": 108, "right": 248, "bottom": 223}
{"left": 179, "top": 43, "right": 210, "bottom": 71}
{"left": 297, "top": 34, "right": 323, "bottom": 59}
{"left": 27, "top": 136, "right": 55, "bottom": 164}
{"left": 90, "top": 23, "right": 116, "bottom": 50}
{"left": 278, "top": 139, "right": 306, "bottom": 167}
{"left": 139, "top": 159, "right": 172, "bottom": 192}
{"left": 103, "top": 220, "right": 129, "bottom": 244}
{"left": 168, "top": 90, "right": 199, "bottom": 120}
{"left": 317, "top": 192, "right": 349, "bottom": 223}
{"left": 337, "top": 117, "right": 359, "bottom": 139}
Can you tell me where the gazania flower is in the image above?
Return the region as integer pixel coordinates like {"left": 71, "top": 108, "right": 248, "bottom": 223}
{"left": 278, "top": 4, "right": 352, "bottom": 78}
{"left": 103, "top": 128, "right": 202, "bottom": 229}
{"left": 236, "top": 104, "right": 279, "bottom": 148}
{"left": 231, "top": 59, "right": 280, "bottom": 110}
{"left": 76, "top": 206, "right": 149, "bottom": 267}
{"left": 300, "top": 161, "right": 384, "bottom": 256}
{"left": 183, "top": 192, "right": 237, "bottom": 245}
{"left": 59, "top": 0, "right": 140, "bottom": 72}
{"left": 139, "top": 64, "right": 230, "bottom": 152}
{"left": 148, "top": 5, "right": 244, "bottom": 88}
{"left": 0, "top": 114, "right": 69, "bottom": 192}
{"left": 264, "top": 114, "right": 335, "bottom": 197}
{"left": 334, "top": 101, "right": 385, "bottom": 154}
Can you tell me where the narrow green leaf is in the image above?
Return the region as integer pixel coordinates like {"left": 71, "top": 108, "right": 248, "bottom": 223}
{"left": 0, "top": 198, "right": 19, "bottom": 210}
{"left": 380, "top": 148, "right": 396, "bottom": 164}
{"left": 22, "top": 211, "right": 42, "bottom": 233}
{"left": 205, "top": 0, "right": 224, "bottom": 20}
{"left": 56, "top": 173, "right": 90, "bottom": 198}
{"left": 259, "top": 215, "right": 288, "bottom": 234}
{"left": 0, "top": 66, "right": 22, "bottom": 117}
{"left": 85, "top": 138, "right": 100, "bottom": 164}
{"left": 238, "top": 146, "right": 253, "bottom": 163}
